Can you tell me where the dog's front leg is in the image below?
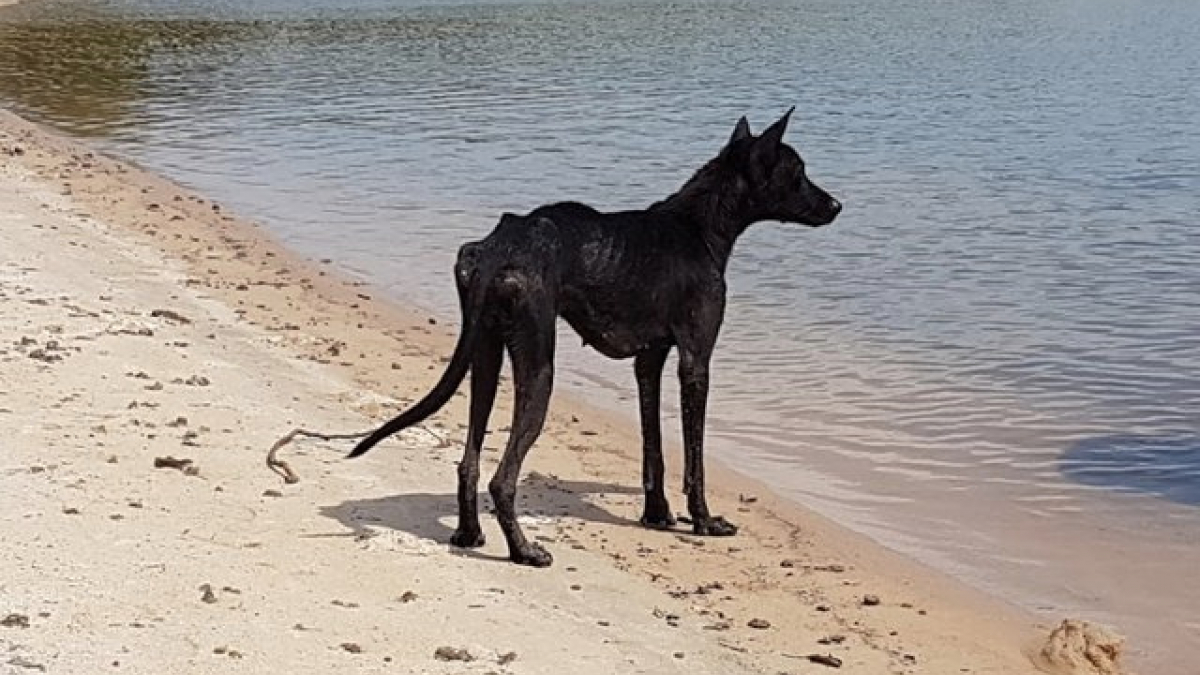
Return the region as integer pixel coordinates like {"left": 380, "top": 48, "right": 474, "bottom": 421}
{"left": 635, "top": 347, "right": 674, "bottom": 529}
{"left": 678, "top": 350, "right": 738, "bottom": 537}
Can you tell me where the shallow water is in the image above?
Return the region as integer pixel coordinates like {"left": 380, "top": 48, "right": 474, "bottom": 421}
{"left": 2, "top": 0, "right": 1198, "bottom": 668}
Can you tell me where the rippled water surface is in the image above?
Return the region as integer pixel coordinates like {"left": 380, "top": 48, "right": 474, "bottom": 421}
{"left": 2, "top": 0, "right": 1198, "bottom": 668}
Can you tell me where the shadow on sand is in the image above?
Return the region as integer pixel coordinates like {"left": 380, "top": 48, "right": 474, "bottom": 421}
{"left": 1060, "top": 433, "right": 1200, "bottom": 507}
{"left": 320, "top": 474, "right": 643, "bottom": 563}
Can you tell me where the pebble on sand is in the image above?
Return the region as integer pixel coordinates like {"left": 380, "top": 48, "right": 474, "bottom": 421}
{"left": 434, "top": 646, "right": 474, "bottom": 662}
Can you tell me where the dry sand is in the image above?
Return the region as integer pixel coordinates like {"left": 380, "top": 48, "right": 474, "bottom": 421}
{"left": 0, "top": 109, "right": 1128, "bottom": 674}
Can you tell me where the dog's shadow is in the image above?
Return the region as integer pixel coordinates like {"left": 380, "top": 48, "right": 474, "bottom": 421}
{"left": 319, "top": 474, "right": 642, "bottom": 563}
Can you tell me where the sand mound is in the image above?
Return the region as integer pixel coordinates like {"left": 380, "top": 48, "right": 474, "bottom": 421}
{"left": 1036, "top": 619, "right": 1127, "bottom": 675}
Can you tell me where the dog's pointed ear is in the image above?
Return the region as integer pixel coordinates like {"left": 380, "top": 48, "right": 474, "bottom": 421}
{"left": 728, "top": 116, "right": 752, "bottom": 146}
{"left": 757, "top": 106, "right": 794, "bottom": 148}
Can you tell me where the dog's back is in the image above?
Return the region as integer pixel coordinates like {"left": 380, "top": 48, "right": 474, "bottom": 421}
{"left": 481, "top": 202, "right": 712, "bottom": 288}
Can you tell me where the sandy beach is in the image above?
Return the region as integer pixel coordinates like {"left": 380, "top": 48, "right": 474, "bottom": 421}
{"left": 0, "top": 107, "right": 1131, "bottom": 675}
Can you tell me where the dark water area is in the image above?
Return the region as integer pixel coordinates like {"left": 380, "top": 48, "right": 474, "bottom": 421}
{"left": 1062, "top": 434, "right": 1200, "bottom": 507}
{"left": 3, "top": 0, "right": 1199, "bottom": 669}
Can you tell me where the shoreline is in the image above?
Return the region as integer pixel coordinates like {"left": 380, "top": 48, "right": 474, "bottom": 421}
{"left": 0, "top": 107, "right": 1128, "bottom": 674}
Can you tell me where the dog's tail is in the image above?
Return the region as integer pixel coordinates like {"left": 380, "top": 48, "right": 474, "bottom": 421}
{"left": 347, "top": 243, "right": 491, "bottom": 459}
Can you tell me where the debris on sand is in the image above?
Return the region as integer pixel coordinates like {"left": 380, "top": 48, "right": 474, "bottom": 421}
{"left": 861, "top": 594, "right": 881, "bottom": 607}
{"left": 154, "top": 456, "right": 199, "bottom": 476}
{"left": 5, "top": 656, "right": 45, "bottom": 672}
{"left": 434, "top": 646, "right": 474, "bottom": 662}
{"left": 807, "top": 653, "right": 843, "bottom": 668}
{"left": 1, "top": 613, "right": 30, "bottom": 628}
{"left": 265, "top": 427, "right": 376, "bottom": 485}
{"left": 340, "top": 642, "right": 363, "bottom": 654}
{"left": 747, "top": 618, "right": 771, "bottom": 629}
{"left": 150, "top": 308, "right": 191, "bottom": 324}
{"left": 27, "top": 348, "right": 61, "bottom": 363}
{"left": 1037, "top": 619, "right": 1126, "bottom": 675}
{"left": 652, "top": 608, "right": 681, "bottom": 627}
{"left": 198, "top": 584, "right": 218, "bottom": 604}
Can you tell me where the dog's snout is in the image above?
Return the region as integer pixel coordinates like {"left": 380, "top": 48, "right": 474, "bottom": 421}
{"left": 828, "top": 198, "right": 842, "bottom": 216}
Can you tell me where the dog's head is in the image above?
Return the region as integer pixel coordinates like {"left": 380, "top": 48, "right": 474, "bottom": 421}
{"left": 724, "top": 108, "right": 841, "bottom": 227}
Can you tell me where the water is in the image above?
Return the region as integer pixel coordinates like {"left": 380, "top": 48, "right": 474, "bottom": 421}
{"left": 2, "top": 0, "right": 1198, "bottom": 668}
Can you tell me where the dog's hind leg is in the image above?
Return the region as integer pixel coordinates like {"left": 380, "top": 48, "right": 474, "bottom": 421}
{"left": 635, "top": 347, "right": 675, "bottom": 529}
{"left": 489, "top": 297, "right": 556, "bottom": 567}
{"left": 451, "top": 331, "right": 503, "bottom": 549}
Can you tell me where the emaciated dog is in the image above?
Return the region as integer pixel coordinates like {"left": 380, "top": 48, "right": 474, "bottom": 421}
{"left": 349, "top": 109, "right": 841, "bottom": 566}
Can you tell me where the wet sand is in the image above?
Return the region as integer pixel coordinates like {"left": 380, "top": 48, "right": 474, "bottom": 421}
{"left": 0, "top": 108, "right": 1131, "bottom": 674}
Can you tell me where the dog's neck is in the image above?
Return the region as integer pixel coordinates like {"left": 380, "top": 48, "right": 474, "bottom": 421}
{"left": 652, "top": 157, "right": 758, "bottom": 271}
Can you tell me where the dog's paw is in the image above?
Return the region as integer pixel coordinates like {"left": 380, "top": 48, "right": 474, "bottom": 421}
{"left": 692, "top": 515, "right": 738, "bottom": 537}
{"left": 639, "top": 512, "right": 677, "bottom": 530}
{"left": 510, "top": 542, "right": 554, "bottom": 567}
{"left": 449, "top": 529, "right": 487, "bottom": 548}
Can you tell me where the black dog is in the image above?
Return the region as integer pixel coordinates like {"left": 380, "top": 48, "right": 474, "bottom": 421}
{"left": 350, "top": 109, "right": 841, "bottom": 566}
